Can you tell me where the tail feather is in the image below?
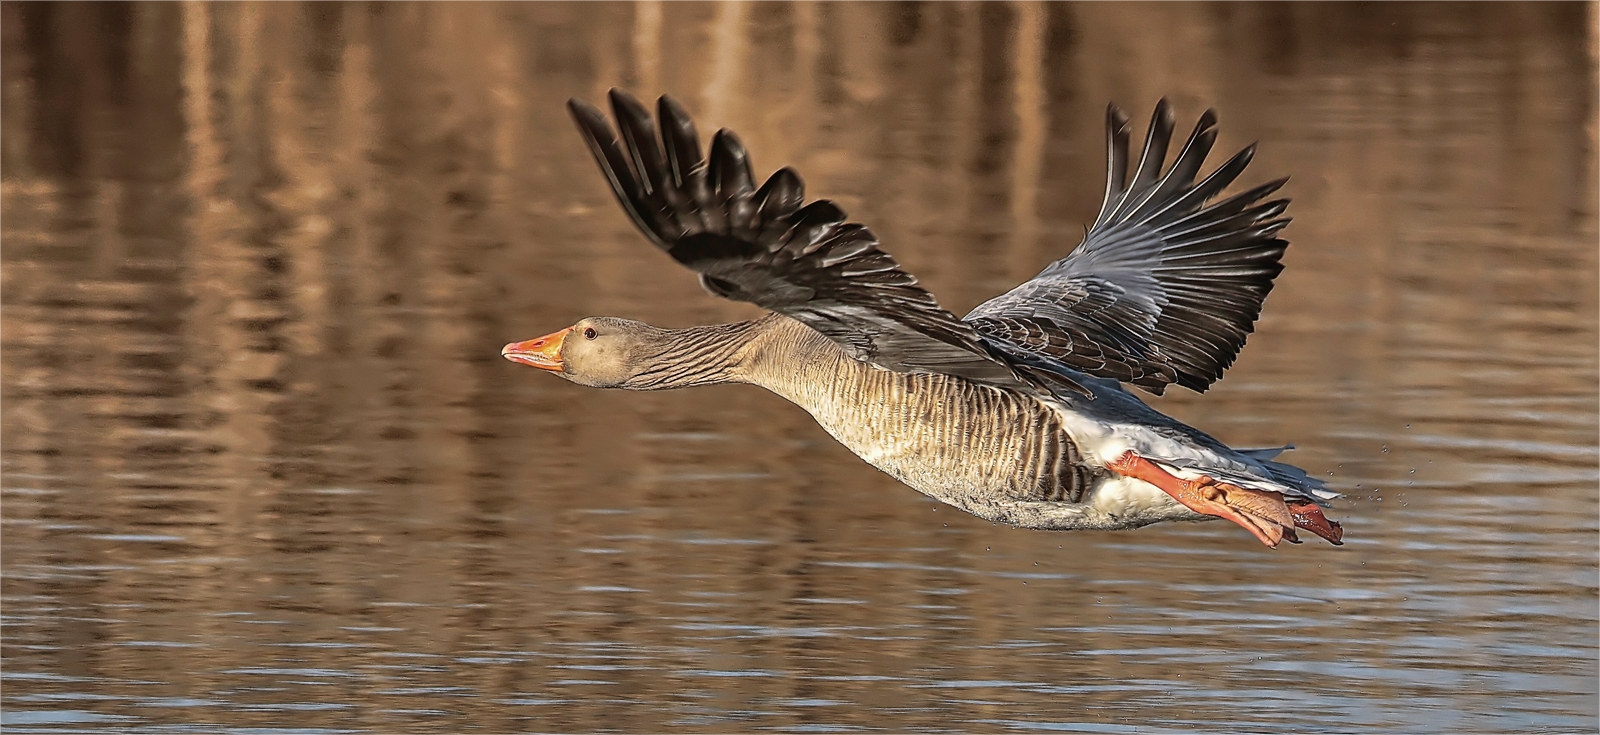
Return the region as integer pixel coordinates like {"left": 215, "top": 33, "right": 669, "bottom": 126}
{"left": 1241, "top": 445, "right": 1340, "bottom": 505}
{"left": 1237, "top": 444, "right": 1292, "bottom": 461}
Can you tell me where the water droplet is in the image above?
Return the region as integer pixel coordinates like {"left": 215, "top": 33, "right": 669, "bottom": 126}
{"left": 1405, "top": 424, "right": 1411, "bottom": 429}
{"left": 1381, "top": 445, "right": 1390, "bottom": 454}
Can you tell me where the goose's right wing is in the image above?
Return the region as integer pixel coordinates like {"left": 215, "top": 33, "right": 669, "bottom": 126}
{"left": 569, "top": 90, "right": 1033, "bottom": 388}
{"left": 965, "top": 100, "right": 1291, "bottom": 395}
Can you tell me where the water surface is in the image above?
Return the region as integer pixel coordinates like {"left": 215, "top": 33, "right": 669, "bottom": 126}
{"left": 3, "top": 2, "right": 1596, "bottom": 732}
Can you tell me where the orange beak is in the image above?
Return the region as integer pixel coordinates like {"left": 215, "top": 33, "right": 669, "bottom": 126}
{"left": 502, "top": 327, "right": 571, "bottom": 371}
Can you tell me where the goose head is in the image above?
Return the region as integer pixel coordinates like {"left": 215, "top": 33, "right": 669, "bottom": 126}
{"left": 503, "top": 317, "right": 747, "bottom": 390}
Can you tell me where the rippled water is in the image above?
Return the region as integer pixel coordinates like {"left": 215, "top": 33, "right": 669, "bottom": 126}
{"left": 3, "top": 2, "right": 1596, "bottom": 732}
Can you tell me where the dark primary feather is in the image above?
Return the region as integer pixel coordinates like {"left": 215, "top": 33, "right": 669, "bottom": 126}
{"left": 966, "top": 99, "right": 1292, "bottom": 394}
{"left": 569, "top": 89, "right": 1042, "bottom": 389}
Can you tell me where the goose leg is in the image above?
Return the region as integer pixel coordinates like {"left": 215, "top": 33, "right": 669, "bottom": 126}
{"left": 1107, "top": 451, "right": 1294, "bottom": 547}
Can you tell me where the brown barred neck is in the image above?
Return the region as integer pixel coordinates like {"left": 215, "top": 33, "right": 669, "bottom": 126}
{"left": 610, "top": 316, "right": 782, "bottom": 391}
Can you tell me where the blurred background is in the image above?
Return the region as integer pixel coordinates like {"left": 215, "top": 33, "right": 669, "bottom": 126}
{"left": 2, "top": 2, "right": 1595, "bottom": 732}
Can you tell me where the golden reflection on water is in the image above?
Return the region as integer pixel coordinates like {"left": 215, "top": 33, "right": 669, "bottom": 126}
{"left": 2, "top": 2, "right": 1596, "bottom": 732}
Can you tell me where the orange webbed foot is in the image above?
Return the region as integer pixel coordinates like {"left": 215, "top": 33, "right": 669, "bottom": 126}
{"left": 1288, "top": 501, "right": 1344, "bottom": 545}
{"left": 1175, "top": 475, "right": 1293, "bottom": 548}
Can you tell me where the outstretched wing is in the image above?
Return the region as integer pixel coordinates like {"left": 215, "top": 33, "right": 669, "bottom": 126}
{"left": 569, "top": 89, "right": 1029, "bottom": 387}
{"left": 965, "top": 100, "right": 1292, "bottom": 394}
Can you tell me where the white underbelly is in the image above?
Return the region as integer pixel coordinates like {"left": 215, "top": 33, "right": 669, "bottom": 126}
{"left": 1083, "top": 474, "right": 1203, "bottom": 523}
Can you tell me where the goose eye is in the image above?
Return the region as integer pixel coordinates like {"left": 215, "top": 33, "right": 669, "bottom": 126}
{"left": 583, "top": 327, "right": 598, "bottom": 340}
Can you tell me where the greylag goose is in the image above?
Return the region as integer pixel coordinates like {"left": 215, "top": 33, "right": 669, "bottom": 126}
{"left": 504, "top": 90, "right": 1343, "bottom": 548}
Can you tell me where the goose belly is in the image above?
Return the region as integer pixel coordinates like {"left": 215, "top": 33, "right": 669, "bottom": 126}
{"left": 793, "top": 369, "right": 1098, "bottom": 511}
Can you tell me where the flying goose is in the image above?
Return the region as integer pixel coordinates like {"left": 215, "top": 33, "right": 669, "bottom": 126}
{"left": 504, "top": 90, "right": 1342, "bottom": 548}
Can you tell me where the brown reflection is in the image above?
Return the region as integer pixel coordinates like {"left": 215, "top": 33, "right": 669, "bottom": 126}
{"left": 2, "top": 2, "right": 1596, "bottom": 731}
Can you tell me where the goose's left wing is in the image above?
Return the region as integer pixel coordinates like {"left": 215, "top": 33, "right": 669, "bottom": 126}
{"left": 569, "top": 89, "right": 1030, "bottom": 387}
{"left": 964, "top": 101, "right": 1292, "bottom": 395}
